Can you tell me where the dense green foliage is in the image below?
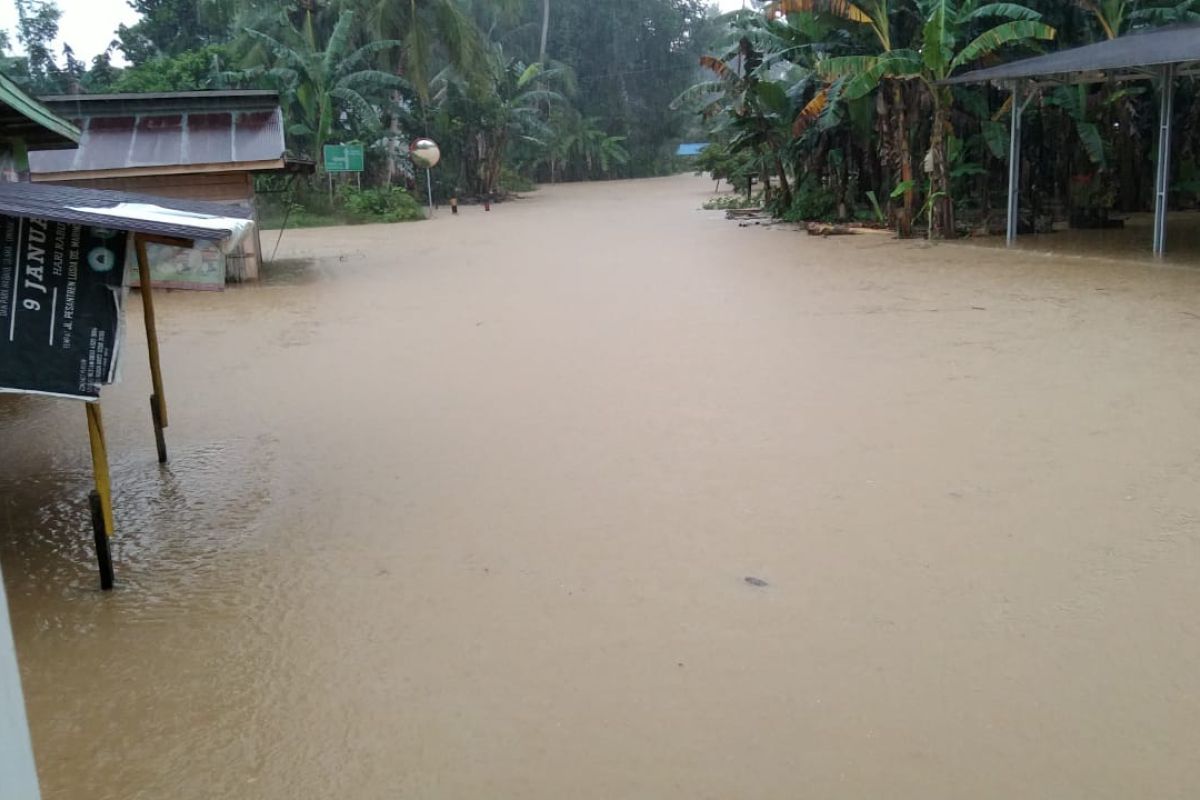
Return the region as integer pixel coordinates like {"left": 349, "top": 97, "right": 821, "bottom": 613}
{"left": 339, "top": 185, "right": 426, "bottom": 222}
{"left": 0, "top": 0, "right": 717, "bottom": 218}
{"left": 681, "top": 0, "right": 1200, "bottom": 237}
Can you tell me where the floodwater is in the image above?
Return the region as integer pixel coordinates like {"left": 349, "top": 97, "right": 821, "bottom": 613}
{"left": 3, "top": 174, "right": 1200, "bottom": 799}
{"left": 971, "top": 209, "right": 1200, "bottom": 265}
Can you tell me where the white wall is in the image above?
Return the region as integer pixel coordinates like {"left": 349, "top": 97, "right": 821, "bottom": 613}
{"left": 0, "top": 563, "right": 41, "bottom": 800}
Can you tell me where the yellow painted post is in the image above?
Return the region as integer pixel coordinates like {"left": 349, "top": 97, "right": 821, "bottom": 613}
{"left": 85, "top": 403, "right": 113, "bottom": 535}
{"left": 135, "top": 235, "right": 169, "bottom": 462}
{"left": 85, "top": 402, "right": 115, "bottom": 589}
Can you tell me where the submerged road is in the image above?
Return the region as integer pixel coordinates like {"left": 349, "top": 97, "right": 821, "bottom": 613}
{"left": 3, "top": 174, "right": 1200, "bottom": 799}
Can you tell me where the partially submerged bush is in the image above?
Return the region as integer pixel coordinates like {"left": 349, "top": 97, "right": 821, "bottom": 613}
{"left": 703, "top": 193, "right": 762, "bottom": 210}
{"left": 774, "top": 175, "right": 836, "bottom": 222}
{"left": 499, "top": 168, "right": 537, "bottom": 193}
{"left": 339, "top": 186, "right": 426, "bottom": 223}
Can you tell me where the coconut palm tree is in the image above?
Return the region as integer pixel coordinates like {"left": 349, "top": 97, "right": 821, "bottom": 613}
{"left": 348, "top": 0, "right": 488, "bottom": 104}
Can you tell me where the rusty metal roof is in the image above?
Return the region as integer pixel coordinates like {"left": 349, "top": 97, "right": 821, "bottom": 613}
{"left": 28, "top": 91, "right": 286, "bottom": 176}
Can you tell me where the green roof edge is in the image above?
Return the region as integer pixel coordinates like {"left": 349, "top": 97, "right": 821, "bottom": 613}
{"left": 0, "top": 71, "right": 80, "bottom": 144}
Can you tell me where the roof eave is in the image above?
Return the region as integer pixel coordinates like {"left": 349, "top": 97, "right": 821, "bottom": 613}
{"left": 31, "top": 158, "right": 290, "bottom": 182}
{"left": 0, "top": 72, "right": 80, "bottom": 147}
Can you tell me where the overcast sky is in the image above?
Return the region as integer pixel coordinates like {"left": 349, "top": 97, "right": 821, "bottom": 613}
{"left": 0, "top": 0, "right": 749, "bottom": 66}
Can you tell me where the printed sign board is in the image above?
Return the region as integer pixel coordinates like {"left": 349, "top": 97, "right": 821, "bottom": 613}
{"left": 128, "top": 242, "right": 225, "bottom": 291}
{"left": 324, "top": 143, "right": 365, "bottom": 173}
{"left": 0, "top": 215, "right": 128, "bottom": 400}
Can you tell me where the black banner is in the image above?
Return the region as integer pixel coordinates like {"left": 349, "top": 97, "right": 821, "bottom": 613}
{"left": 0, "top": 215, "right": 127, "bottom": 400}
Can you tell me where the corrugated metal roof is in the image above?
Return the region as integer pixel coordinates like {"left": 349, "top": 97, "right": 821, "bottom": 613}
{"left": 0, "top": 181, "right": 251, "bottom": 240}
{"left": 28, "top": 92, "right": 286, "bottom": 175}
{"left": 945, "top": 24, "right": 1200, "bottom": 85}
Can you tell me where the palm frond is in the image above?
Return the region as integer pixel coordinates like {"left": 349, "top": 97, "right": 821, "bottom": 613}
{"left": 339, "top": 39, "right": 406, "bottom": 76}
{"left": 950, "top": 20, "right": 1055, "bottom": 72}
{"left": 323, "top": 10, "right": 355, "bottom": 76}
{"left": 700, "top": 55, "right": 736, "bottom": 82}
{"left": 962, "top": 3, "right": 1044, "bottom": 23}
{"left": 330, "top": 86, "right": 380, "bottom": 128}
{"left": 792, "top": 88, "right": 829, "bottom": 135}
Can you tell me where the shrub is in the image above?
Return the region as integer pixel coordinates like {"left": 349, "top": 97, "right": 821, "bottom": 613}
{"left": 775, "top": 175, "right": 836, "bottom": 222}
{"left": 339, "top": 186, "right": 425, "bottom": 223}
{"left": 499, "top": 168, "right": 537, "bottom": 193}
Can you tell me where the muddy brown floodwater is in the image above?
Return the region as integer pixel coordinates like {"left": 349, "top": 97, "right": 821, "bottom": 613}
{"left": 3, "top": 174, "right": 1200, "bottom": 799}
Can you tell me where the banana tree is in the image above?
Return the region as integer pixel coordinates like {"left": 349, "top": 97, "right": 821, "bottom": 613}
{"left": 1073, "top": 0, "right": 1200, "bottom": 39}
{"left": 766, "top": 0, "right": 922, "bottom": 234}
{"left": 685, "top": 33, "right": 797, "bottom": 209}
{"left": 241, "top": 9, "right": 406, "bottom": 159}
{"left": 810, "top": 0, "right": 1053, "bottom": 236}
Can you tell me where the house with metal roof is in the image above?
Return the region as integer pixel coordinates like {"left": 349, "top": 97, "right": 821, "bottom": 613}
{"left": 27, "top": 90, "right": 294, "bottom": 282}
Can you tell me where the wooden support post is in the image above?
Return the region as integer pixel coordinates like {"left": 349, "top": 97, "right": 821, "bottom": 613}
{"left": 135, "top": 235, "right": 169, "bottom": 462}
{"left": 85, "top": 403, "right": 115, "bottom": 590}
{"left": 89, "top": 492, "right": 114, "bottom": 591}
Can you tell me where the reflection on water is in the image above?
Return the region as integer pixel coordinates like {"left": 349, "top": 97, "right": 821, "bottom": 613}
{"left": 970, "top": 211, "right": 1200, "bottom": 266}
{"left": 259, "top": 257, "right": 321, "bottom": 287}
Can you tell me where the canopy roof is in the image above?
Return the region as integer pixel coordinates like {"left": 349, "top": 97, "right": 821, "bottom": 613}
{"left": 946, "top": 24, "right": 1200, "bottom": 85}
{"left": 0, "top": 181, "right": 252, "bottom": 241}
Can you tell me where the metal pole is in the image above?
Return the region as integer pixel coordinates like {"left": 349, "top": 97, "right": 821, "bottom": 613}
{"left": 1006, "top": 82, "right": 1022, "bottom": 248}
{"left": 135, "top": 236, "right": 169, "bottom": 463}
{"left": 426, "top": 168, "right": 434, "bottom": 219}
{"left": 1153, "top": 64, "right": 1176, "bottom": 258}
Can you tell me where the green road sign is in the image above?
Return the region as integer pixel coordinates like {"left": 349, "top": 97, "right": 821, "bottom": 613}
{"left": 324, "top": 143, "right": 364, "bottom": 173}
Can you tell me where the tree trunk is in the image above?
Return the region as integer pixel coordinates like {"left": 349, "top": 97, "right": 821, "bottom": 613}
{"left": 892, "top": 81, "right": 915, "bottom": 238}
{"left": 539, "top": 0, "right": 551, "bottom": 64}
{"left": 483, "top": 131, "right": 509, "bottom": 196}
{"left": 929, "top": 92, "right": 955, "bottom": 239}
{"left": 774, "top": 153, "right": 792, "bottom": 209}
